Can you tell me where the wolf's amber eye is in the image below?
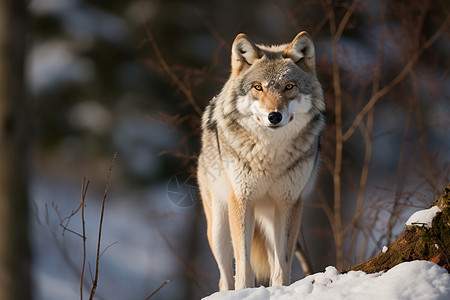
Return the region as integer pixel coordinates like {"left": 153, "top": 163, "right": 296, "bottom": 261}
{"left": 253, "top": 84, "right": 263, "bottom": 91}
{"left": 285, "top": 84, "right": 295, "bottom": 90}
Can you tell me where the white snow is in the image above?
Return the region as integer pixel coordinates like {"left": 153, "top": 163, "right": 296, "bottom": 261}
{"left": 203, "top": 261, "right": 450, "bottom": 300}
{"left": 405, "top": 206, "right": 441, "bottom": 228}
{"left": 382, "top": 246, "right": 388, "bottom": 253}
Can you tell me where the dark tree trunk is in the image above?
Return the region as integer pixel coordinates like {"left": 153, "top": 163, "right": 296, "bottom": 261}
{"left": 0, "top": 0, "right": 31, "bottom": 299}
{"left": 345, "top": 184, "right": 450, "bottom": 274}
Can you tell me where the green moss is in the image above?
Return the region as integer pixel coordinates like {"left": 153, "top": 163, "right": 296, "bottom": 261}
{"left": 414, "top": 207, "right": 450, "bottom": 260}
{"left": 430, "top": 207, "right": 450, "bottom": 250}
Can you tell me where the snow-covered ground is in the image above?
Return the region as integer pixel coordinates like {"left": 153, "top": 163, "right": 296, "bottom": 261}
{"left": 206, "top": 206, "right": 449, "bottom": 300}
{"left": 204, "top": 261, "right": 450, "bottom": 300}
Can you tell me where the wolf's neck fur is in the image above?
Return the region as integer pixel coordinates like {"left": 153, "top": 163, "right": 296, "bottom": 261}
{"left": 215, "top": 103, "right": 320, "bottom": 175}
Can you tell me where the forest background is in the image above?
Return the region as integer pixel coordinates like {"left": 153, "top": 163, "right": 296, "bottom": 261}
{"left": 0, "top": 0, "right": 448, "bottom": 299}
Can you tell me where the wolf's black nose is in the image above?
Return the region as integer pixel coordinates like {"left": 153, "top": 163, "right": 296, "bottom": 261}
{"left": 268, "top": 111, "right": 282, "bottom": 125}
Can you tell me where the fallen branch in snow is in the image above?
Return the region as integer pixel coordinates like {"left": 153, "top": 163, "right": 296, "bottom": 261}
{"left": 345, "top": 183, "right": 450, "bottom": 274}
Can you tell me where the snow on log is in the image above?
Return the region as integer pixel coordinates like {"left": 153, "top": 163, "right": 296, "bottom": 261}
{"left": 346, "top": 183, "right": 450, "bottom": 274}
{"left": 406, "top": 206, "right": 441, "bottom": 228}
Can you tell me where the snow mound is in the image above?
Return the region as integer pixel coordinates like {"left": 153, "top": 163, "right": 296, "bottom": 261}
{"left": 405, "top": 206, "right": 441, "bottom": 228}
{"left": 203, "top": 261, "right": 450, "bottom": 300}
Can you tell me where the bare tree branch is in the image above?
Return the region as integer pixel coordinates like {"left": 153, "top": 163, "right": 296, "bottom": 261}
{"left": 342, "top": 15, "right": 450, "bottom": 141}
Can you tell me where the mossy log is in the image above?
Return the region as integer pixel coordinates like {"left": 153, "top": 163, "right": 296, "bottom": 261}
{"left": 345, "top": 183, "right": 450, "bottom": 274}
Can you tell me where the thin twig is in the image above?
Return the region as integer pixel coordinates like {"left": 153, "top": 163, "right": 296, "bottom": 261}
{"left": 99, "top": 242, "right": 119, "bottom": 258}
{"left": 295, "top": 227, "right": 314, "bottom": 276}
{"left": 311, "top": 14, "right": 329, "bottom": 38}
{"left": 387, "top": 103, "right": 413, "bottom": 244}
{"left": 80, "top": 177, "right": 89, "bottom": 300}
{"left": 155, "top": 225, "right": 207, "bottom": 296}
{"left": 316, "top": 188, "right": 335, "bottom": 232}
{"left": 196, "top": 9, "right": 230, "bottom": 51}
{"left": 144, "top": 26, "right": 203, "bottom": 116}
{"left": 52, "top": 203, "right": 84, "bottom": 239}
{"left": 275, "top": 0, "right": 301, "bottom": 32}
{"left": 413, "top": 74, "right": 438, "bottom": 197}
{"left": 334, "top": 0, "right": 361, "bottom": 43}
{"left": 144, "top": 280, "right": 171, "bottom": 300}
{"left": 89, "top": 152, "right": 117, "bottom": 300}
{"left": 46, "top": 204, "right": 86, "bottom": 276}
{"left": 88, "top": 262, "right": 94, "bottom": 283}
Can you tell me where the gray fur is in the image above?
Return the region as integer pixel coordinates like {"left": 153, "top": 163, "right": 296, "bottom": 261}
{"left": 198, "top": 32, "right": 325, "bottom": 290}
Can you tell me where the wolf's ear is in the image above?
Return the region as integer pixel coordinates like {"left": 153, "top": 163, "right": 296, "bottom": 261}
{"left": 285, "top": 31, "right": 316, "bottom": 74}
{"left": 231, "top": 33, "right": 261, "bottom": 76}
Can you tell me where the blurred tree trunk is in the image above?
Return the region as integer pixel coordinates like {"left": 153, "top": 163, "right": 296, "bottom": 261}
{"left": 0, "top": 0, "right": 31, "bottom": 299}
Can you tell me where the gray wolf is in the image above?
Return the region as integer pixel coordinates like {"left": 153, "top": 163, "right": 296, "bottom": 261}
{"left": 197, "top": 32, "right": 325, "bottom": 290}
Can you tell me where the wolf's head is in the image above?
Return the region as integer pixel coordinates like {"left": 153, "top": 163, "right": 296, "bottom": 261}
{"left": 228, "top": 32, "right": 323, "bottom": 131}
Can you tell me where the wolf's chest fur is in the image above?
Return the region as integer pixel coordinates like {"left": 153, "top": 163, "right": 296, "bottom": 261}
{"left": 220, "top": 117, "right": 316, "bottom": 173}
{"left": 214, "top": 111, "right": 320, "bottom": 203}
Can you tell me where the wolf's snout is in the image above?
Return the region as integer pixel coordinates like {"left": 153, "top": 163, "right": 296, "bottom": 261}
{"left": 268, "top": 111, "right": 283, "bottom": 125}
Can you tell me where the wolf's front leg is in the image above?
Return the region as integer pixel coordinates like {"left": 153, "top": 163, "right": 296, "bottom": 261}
{"left": 210, "top": 201, "right": 234, "bottom": 291}
{"left": 270, "top": 206, "right": 292, "bottom": 286}
{"left": 228, "top": 193, "right": 255, "bottom": 289}
{"left": 286, "top": 198, "right": 303, "bottom": 274}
